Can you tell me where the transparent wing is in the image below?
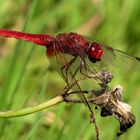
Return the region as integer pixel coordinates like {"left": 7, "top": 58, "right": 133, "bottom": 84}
{"left": 113, "top": 49, "right": 140, "bottom": 70}
{"left": 100, "top": 44, "right": 140, "bottom": 71}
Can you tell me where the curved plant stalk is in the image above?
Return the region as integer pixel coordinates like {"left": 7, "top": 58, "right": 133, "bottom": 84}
{"left": 0, "top": 95, "right": 64, "bottom": 118}
{"left": 0, "top": 76, "right": 85, "bottom": 118}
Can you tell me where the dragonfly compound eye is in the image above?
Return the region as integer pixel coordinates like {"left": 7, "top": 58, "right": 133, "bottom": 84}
{"left": 88, "top": 42, "right": 103, "bottom": 63}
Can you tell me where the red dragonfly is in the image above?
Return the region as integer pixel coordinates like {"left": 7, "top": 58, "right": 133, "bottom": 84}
{"left": 0, "top": 29, "right": 140, "bottom": 110}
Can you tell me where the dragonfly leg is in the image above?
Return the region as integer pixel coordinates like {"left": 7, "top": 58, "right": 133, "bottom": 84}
{"left": 61, "top": 56, "right": 77, "bottom": 84}
{"left": 63, "top": 59, "right": 87, "bottom": 80}
{"left": 62, "top": 57, "right": 95, "bottom": 84}
{"left": 61, "top": 56, "right": 95, "bottom": 84}
{"left": 61, "top": 57, "right": 97, "bottom": 128}
{"left": 64, "top": 57, "right": 92, "bottom": 80}
{"left": 79, "top": 59, "right": 93, "bottom": 78}
{"left": 68, "top": 90, "right": 90, "bottom": 95}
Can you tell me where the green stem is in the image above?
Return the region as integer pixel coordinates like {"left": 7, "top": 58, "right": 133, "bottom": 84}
{"left": 0, "top": 95, "right": 64, "bottom": 118}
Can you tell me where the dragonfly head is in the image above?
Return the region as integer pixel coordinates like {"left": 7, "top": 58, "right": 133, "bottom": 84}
{"left": 88, "top": 42, "right": 103, "bottom": 63}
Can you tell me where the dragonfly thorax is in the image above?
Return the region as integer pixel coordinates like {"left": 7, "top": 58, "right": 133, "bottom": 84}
{"left": 46, "top": 33, "right": 90, "bottom": 57}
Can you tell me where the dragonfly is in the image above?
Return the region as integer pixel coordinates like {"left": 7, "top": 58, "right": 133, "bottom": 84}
{"left": 0, "top": 29, "right": 140, "bottom": 111}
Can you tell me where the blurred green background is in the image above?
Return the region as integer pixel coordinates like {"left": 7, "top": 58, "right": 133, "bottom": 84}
{"left": 0, "top": 0, "right": 140, "bottom": 140}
